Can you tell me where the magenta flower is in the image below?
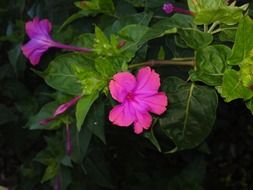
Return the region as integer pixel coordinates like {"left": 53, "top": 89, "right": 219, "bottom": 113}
{"left": 40, "top": 96, "right": 81, "bottom": 125}
{"left": 109, "top": 67, "right": 168, "bottom": 134}
{"left": 21, "top": 18, "right": 92, "bottom": 65}
{"left": 163, "top": 3, "right": 194, "bottom": 15}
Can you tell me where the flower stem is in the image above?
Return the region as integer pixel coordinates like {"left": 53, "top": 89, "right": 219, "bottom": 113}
{"left": 128, "top": 59, "right": 195, "bottom": 69}
{"left": 207, "top": 21, "right": 220, "bottom": 33}
{"left": 174, "top": 7, "right": 195, "bottom": 15}
{"left": 53, "top": 42, "right": 93, "bottom": 53}
{"left": 66, "top": 124, "right": 72, "bottom": 156}
{"left": 54, "top": 175, "right": 61, "bottom": 190}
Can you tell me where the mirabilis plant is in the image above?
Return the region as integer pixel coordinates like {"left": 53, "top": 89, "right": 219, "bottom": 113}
{"left": 21, "top": 0, "right": 253, "bottom": 188}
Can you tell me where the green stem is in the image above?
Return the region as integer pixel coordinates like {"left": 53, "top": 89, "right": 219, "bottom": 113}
{"left": 204, "top": 24, "right": 208, "bottom": 33}
{"left": 207, "top": 21, "right": 220, "bottom": 33}
{"left": 129, "top": 59, "right": 195, "bottom": 69}
{"left": 211, "top": 27, "right": 237, "bottom": 35}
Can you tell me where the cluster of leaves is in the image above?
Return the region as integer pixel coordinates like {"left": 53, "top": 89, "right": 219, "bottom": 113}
{"left": 1, "top": 0, "right": 253, "bottom": 189}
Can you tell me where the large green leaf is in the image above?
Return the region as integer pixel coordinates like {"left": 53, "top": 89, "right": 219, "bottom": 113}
{"left": 228, "top": 16, "right": 253, "bottom": 65}
{"left": 178, "top": 28, "right": 213, "bottom": 49}
{"left": 43, "top": 53, "right": 100, "bottom": 96}
{"left": 160, "top": 77, "right": 218, "bottom": 151}
{"left": 218, "top": 69, "right": 253, "bottom": 102}
{"left": 190, "top": 45, "right": 231, "bottom": 86}
{"left": 141, "top": 14, "right": 193, "bottom": 43}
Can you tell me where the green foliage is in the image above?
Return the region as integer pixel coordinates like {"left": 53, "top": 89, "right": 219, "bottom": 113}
{"left": 178, "top": 28, "right": 213, "bottom": 49}
{"left": 160, "top": 77, "right": 218, "bottom": 151}
{"left": 229, "top": 16, "right": 253, "bottom": 65}
{"left": 1, "top": 0, "right": 253, "bottom": 189}
{"left": 190, "top": 45, "right": 231, "bottom": 86}
{"left": 219, "top": 69, "right": 253, "bottom": 102}
{"left": 75, "top": 92, "right": 99, "bottom": 131}
{"left": 43, "top": 53, "right": 101, "bottom": 95}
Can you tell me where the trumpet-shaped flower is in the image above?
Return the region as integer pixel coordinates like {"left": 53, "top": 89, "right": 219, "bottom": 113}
{"left": 40, "top": 96, "right": 81, "bottom": 125}
{"left": 163, "top": 3, "right": 194, "bottom": 15}
{"left": 109, "top": 67, "right": 168, "bottom": 134}
{"left": 21, "top": 18, "right": 92, "bottom": 65}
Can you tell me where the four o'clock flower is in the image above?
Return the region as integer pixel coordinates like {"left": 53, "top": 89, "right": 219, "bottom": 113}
{"left": 109, "top": 67, "right": 168, "bottom": 134}
{"left": 163, "top": 3, "right": 194, "bottom": 15}
{"left": 39, "top": 95, "right": 81, "bottom": 125}
{"left": 21, "top": 18, "right": 92, "bottom": 65}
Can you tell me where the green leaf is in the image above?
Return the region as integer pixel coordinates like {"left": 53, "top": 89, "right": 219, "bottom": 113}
{"left": 58, "top": 11, "right": 88, "bottom": 32}
{"left": 75, "top": 0, "right": 115, "bottom": 15}
{"left": 218, "top": 69, "right": 253, "bottom": 102}
{"left": 190, "top": 45, "right": 231, "bottom": 86}
{"left": 240, "top": 58, "right": 253, "bottom": 87}
{"left": 76, "top": 91, "right": 99, "bottom": 131}
{"left": 229, "top": 16, "right": 253, "bottom": 65}
{"left": 178, "top": 28, "right": 213, "bottom": 49}
{"left": 194, "top": 6, "right": 244, "bottom": 25}
{"left": 71, "top": 127, "right": 92, "bottom": 163}
{"left": 8, "top": 43, "right": 26, "bottom": 76}
{"left": 86, "top": 98, "right": 106, "bottom": 143}
{"left": 219, "top": 26, "right": 236, "bottom": 42}
{"left": 94, "top": 26, "right": 120, "bottom": 56}
{"left": 111, "top": 12, "right": 153, "bottom": 33}
{"left": 27, "top": 102, "right": 62, "bottom": 130}
{"left": 35, "top": 134, "right": 64, "bottom": 183}
{"left": 160, "top": 77, "right": 218, "bottom": 150}
{"left": 143, "top": 126, "right": 161, "bottom": 152}
{"left": 117, "top": 24, "right": 150, "bottom": 61}
{"left": 125, "top": 0, "right": 145, "bottom": 7}
{"left": 41, "top": 161, "right": 59, "bottom": 183}
{"left": 187, "top": 0, "right": 226, "bottom": 12}
{"left": 73, "top": 33, "right": 95, "bottom": 48}
{"left": 141, "top": 14, "right": 193, "bottom": 43}
{"left": 43, "top": 53, "right": 100, "bottom": 96}
{"left": 95, "top": 56, "right": 128, "bottom": 78}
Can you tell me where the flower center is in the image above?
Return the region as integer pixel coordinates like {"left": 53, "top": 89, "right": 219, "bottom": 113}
{"left": 126, "top": 92, "right": 134, "bottom": 101}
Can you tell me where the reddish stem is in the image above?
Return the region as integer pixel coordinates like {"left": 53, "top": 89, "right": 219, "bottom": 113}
{"left": 66, "top": 124, "right": 72, "bottom": 156}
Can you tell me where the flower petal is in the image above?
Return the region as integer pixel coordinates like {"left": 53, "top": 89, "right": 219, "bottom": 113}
{"left": 26, "top": 18, "right": 52, "bottom": 38}
{"left": 21, "top": 40, "right": 50, "bottom": 65}
{"left": 109, "top": 102, "right": 135, "bottom": 127}
{"left": 136, "top": 92, "right": 168, "bottom": 115}
{"left": 109, "top": 72, "right": 136, "bottom": 103}
{"left": 135, "top": 66, "right": 161, "bottom": 95}
{"left": 53, "top": 96, "right": 81, "bottom": 117}
{"left": 133, "top": 111, "right": 152, "bottom": 134}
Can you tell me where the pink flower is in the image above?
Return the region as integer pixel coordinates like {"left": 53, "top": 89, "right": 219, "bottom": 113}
{"left": 21, "top": 18, "right": 92, "bottom": 65}
{"left": 163, "top": 3, "right": 194, "bottom": 15}
{"left": 109, "top": 67, "right": 168, "bottom": 134}
{"left": 40, "top": 96, "right": 81, "bottom": 125}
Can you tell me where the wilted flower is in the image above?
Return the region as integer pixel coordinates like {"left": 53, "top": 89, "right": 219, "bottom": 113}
{"left": 109, "top": 67, "right": 168, "bottom": 134}
{"left": 21, "top": 18, "right": 92, "bottom": 65}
